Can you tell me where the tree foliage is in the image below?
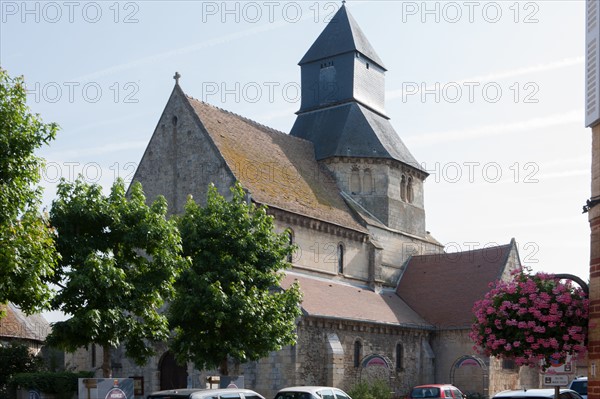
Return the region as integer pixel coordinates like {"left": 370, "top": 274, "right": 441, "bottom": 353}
{"left": 0, "top": 342, "right": 44, "bottom": 398}
{"left": 168, "top": 183, "right": 302, "bottom": 374}
{"left": 0, "top": 68, "right": 58, "bottom": 313}
{"left": 47, "top": 178, "right": 188, "bottom": 377}
{"left": 470, "top": 269, "right": 588, "bottom": 370}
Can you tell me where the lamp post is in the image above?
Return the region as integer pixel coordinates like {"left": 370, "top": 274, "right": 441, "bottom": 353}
{"left": 550, "top": 274, "right": 588, "bottom": 399}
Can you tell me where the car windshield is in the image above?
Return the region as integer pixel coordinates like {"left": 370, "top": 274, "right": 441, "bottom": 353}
{"left": 274, "top": 393, "right": 317, "bottom": 399}
{"left": 411, "top": 388, "right": 441, "bottom": 398}
{"left": 570, "top": 381, "right": 587, "bottom": 395}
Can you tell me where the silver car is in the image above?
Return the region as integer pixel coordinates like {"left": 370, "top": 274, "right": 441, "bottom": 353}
{"left": 274, "top": 386, "right": 352, "bottom": 399}
{"left": 147, "top": 388, "right": 266, "bottom": 399}
{"left": 492, "top": 388, "right": 583, "bottom": 399}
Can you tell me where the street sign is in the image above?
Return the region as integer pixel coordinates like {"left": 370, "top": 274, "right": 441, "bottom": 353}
{"left": 543, "top": 375, "right": 568, "bottom": 386}
{"left": 541, "top": 354, "right": 573, "bottom": 375}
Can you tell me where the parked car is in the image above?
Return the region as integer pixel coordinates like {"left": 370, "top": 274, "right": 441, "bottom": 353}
{"left": 491, "top": 388, "right": 583, "bottom": 399}
{"left": 567, "top": 376, "right": 588, "bottom": 399}
{"left": 147, "top": 388, "right": 266, "bottom": 399}
{"left": 408, "top": 384, "right": 465, "bottom": 399}
{"left": 274, "top": 386, "right": 352, "bottom": 399}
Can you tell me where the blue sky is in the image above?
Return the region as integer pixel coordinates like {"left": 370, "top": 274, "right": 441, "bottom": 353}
{"left": 0, "top": 1, "right": 590, "bottom": 319}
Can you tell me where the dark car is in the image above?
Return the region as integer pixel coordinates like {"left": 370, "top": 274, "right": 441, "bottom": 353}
{"left": 568, "top": 377, "right": 588, "bottom": 399}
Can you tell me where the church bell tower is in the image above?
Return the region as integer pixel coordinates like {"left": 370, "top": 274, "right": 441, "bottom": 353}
{"left": 290, "top": 4, "right": 429, "bottom": 237}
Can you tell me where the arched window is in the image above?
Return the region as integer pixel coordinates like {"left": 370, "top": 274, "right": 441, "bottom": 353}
{"left": 337, "top": 243, "right": 344, "bottom": 274}
{"left": 400, "top": 175, "right": 407, "bottom": 201}
{"left": 287, "top": 229, "right": 294, "bottom": 263}
{"left": 350, "top": 167, "right": 361, "bottom": 194}
{"left": 396, "top": 343, "right": 404, "bottom": 370}
{"left": 363, "top": 169, "right": 373, "bottom": 194}
{"left": 354, "top": 340, "right": 362, "bottom": 368}
{"left": 407, "top": 177, "right": 414, "bottom": 204}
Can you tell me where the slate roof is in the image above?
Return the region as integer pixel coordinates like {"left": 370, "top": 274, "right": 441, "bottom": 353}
{"left": 185, "top": 93, "right": 367, "bottom": 233}
{"left": 290, "top": 102, "right": 426, "bottom": 173}
{"left": 396, "top": 241, "right": 516, "bottom": 329}
{"left": 299, "top": 5, "right": 386, "bottom": 69}
{"left": 281, "top": 271, "right": 432, "bottom": 329}
{"left": 0, "top": 303, "right": 50, "bottom": 342}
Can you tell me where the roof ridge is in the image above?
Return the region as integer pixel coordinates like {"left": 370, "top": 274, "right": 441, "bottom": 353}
{"left": 286, "top": 270, "right": 373, "bottom": 291}
{"left": 412, "top": 242, "right": 513, "bottom": 260}
{"left": 185, "top": 94, "right": 314, "bottom": 146}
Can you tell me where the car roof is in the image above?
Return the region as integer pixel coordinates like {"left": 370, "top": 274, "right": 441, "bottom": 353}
{"left": 148, "top": 388, "right": 265, "bottom": 398}
{"left": 493, "top": 388, "right": 580, "bottom": 398}
{"left": 276, "top": 387, "right": 347, "bottom": 393}
{"left": 412, "top": 385, "right": 459, "bottom": 389}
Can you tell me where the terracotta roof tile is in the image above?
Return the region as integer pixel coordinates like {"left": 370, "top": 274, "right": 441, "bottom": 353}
{"left": 0, "top": 303, "right": 50, "bottom": 342}
{"left": 186, "top": 96, "right": 366, "bottom": 233}
{"left": 396, "top": 242, "right": 515, "bottom": 328}
{"left": 282, "top": 271, "right": 431, "bottom": 328}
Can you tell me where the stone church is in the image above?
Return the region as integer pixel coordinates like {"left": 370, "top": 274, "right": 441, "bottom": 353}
{"left": 65, "top": 4, "right": 531, "bottom": 398}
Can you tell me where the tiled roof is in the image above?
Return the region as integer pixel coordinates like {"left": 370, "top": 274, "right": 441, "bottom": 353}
{"left": 396, "top": 242, "right": 515, "bottom": 329}
{"left": 290, "top": 102, "right": 426, "bottom": 174}
{"left": 185, "top": 94, "right": 367, "bottom": 233}
{"left": 0, "top": 303, "right": 50, "bottom": 342}
{"left": 281, "top": 271, "right": 432, "bottom": 329}
{"left": 299, "top": 5, "right": 386, "bottom": 69}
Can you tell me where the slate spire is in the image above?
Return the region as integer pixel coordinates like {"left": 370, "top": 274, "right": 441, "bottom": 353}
{"left": 299, "top": 4, "right": 386, "bottom": 70}
{"left": 290, "top": 4, "right": 426, "bottom": 174}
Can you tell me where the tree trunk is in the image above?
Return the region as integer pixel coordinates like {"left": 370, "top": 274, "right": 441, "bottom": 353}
{"left": 102, "top": 344, "right": 112, "bottom": 378}
{"left": 219, "top": 357, "right": 228, "bottom": 376}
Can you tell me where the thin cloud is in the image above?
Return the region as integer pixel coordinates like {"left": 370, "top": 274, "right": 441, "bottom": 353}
{"left": 46, "top": 141, "right": 148, "bottom": 160}
{"left": 405, "top": 109, "right": 582, "bottom": 147}
{"left": 387, "top": 56, "right": 584, "bottom": 101}
{"left": 73, "top": 20, "right": 293, "bottom": 81}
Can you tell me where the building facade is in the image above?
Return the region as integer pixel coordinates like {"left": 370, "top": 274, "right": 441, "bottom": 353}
{"left": 65, "top": 5, "right": 546, "bottom": 398}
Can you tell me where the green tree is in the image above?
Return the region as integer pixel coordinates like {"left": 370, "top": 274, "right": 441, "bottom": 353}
{"left": 0, "top": 68, "right": 58, "bottom": 314}
{"left": 47, "top": 178, "right": 188, "bottom": 377}
{"left": 169, "top": 183, "right": 302, "bottom": 375}
{"left": 0, "top": 342, "right": 44, "bottom": 398}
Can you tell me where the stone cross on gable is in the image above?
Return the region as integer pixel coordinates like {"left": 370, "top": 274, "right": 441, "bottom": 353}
{"left": 173, "top": 72, "right": 181, "bottom": 85}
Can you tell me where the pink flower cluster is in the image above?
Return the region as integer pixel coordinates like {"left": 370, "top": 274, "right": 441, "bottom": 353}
{"left": 469, "top": 269, "right": 588, "bottom": 370}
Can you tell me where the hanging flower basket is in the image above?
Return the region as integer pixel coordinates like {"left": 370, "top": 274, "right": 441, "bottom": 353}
{"left": 469, "top": 269, "right": 588, "bottom": 370}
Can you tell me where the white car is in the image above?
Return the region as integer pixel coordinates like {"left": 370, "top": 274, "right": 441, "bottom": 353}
{"left": 567, "top": 376, "right": 588, "bottom": 399}
{"left": 492, "top": 388, "right": 583, "bottom": 399}
{"left": 274, "top": 386, "right": 352, "bottom": 399}
{"left": 146, "top": 388, "right": 266, "bottom": 399}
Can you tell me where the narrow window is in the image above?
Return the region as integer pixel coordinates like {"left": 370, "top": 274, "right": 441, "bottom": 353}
{"left": 287, "top": 230, "right": 294, "bottom": 263}
{"left": 502, "top": 359, "right": 515, "bottom": 369}
{"left": 363, "top": 169, "right": 373, "bottom": 194}
{"left": 366, "top": 63, "right": 370, "bottom": 69}
{"left": 407, "top": 177, "right": 414, "bottom": 203}
{"left": 337, "top": 244, "right": 344, "bottom": 274}
{"left": 400, "top": 175, "right": 407, "bottom": 201}
{"left": 354, "top": 340, "right": 362, "bottom": 368}
{"left": 91, "top": 344, "right": 96, "bottom": 368}
{"left": 350, "top": 167, "right": 360, "bottom": 194}
{"left": 396, "top": 343, "right": 403, "bottom": 370}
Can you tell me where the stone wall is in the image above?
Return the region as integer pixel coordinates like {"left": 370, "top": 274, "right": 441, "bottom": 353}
{"left": 291, "top": 316, "right": 433, "bottom": 398}
{"left": 323, "top": 158, "right": 428, "bottom": 237}
{"left": 130, "top": 85, "right": 237, "bottom": 215}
